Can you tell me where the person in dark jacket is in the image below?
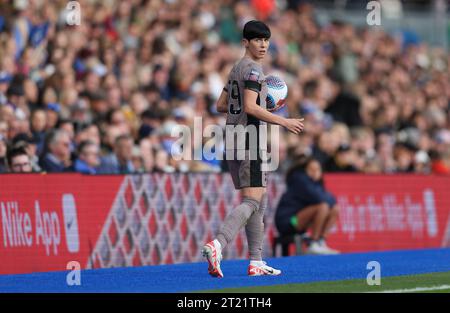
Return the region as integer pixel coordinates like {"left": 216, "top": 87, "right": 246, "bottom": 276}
{"left": 72, "top": 140, "right": 100, "bottom": 174}
{"left": 324, "top": 143, "right": 358, "bottom": 172}
{"left": 275, "top": 156, "right": 340, "bottom": 255}
{"left": 39, "top": 129, "right": 72, "bottom": 173}
{"left": 97, "top": 134, "right": 135, "bottom": 174}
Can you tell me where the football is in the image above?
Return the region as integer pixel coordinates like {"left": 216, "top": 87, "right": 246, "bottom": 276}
{"left": 265, "top": 75, "right": 288, "bottom": 112}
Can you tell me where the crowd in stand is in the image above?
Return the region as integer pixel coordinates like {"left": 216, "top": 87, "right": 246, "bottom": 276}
{"left": 0, "top": 0, "right": 449, "bottom": 174}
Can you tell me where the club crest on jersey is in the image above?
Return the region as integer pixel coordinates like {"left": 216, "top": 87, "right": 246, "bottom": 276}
{"left": 247, "top": 69, "right": 260, "bottom": 82}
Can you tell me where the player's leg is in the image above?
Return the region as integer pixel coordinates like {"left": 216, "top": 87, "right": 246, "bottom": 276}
{"left": 202, "top": 159, "right": 260, "bottom": 278}
{"left": 245, "top": 191, "right": 266, "bottom": 263}
{"left": 216, "top": 195, "right": 260, "bottom": 249}
{"left": 202, "top": 195, "right": 259, "bottom": 277}
{"left": 242, "top": 187, "right": 281, "bottom": 276}
{"left": 216, "top": 161, "right": 264, "bottom": 249}
{"left": 245, "top": 190, "right": 280, "bottom": 276}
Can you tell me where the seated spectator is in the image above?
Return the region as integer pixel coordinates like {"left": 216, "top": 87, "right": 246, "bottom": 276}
{"left": 393, "top": 142, "right": 415, "bottom": 172}
{"left": 11, "top": 133, "right": 41, "bottom": 172}
{"left": 7, "top": 147, "right": 32, "bottom": 173}
{"left": 275, "top": 157, "right": 340, "bottom": 255}
{"left": 98, "top": 134, "right": 135, "bottom": 174}
{"left": 73, "top": 140, "right": 100, "bottom": 174}
{"left": 39, "top": 129, "right": 72, "bottom": 172}
{"left": 0, "top": 0, "right": 448, "bottom": 176}
{"left": 30, "top": 109, "right": 47, "bottom": 155}
{"left": 324, "top": 144, "right": 358, "bottom": 172}
{"left": 0, "top": 134, "right": 7, "bottom": 173}
{"left": 0, "top": 120, "right": 8, "bottom": 139}
{"left": 430, "top": 150, "right": 450, "bottom": 174}
{"left": 45, "top": 103, "right": 61, "bottom": 131}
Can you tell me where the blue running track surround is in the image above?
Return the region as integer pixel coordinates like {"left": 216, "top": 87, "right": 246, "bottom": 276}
{"left": 1, "top": 248, "right": 450, "bottom": 293}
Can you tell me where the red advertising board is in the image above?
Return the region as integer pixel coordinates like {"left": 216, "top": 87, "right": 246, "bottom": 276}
{"left": 0, "top": 173, "right": 449, "bottom": 275}
{"left": 325, "top": 174, "right": 450, "bottom": 252}
{"left": 0, "top": 174, "right": 123, "bottom": 274}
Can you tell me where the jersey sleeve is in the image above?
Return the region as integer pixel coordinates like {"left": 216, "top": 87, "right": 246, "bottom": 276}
{"left": 243, "top": 66, "right": 263, "bottom": 92}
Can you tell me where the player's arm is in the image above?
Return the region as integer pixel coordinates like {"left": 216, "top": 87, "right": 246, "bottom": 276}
{"left": 216, "top": 88, "right": 228, "bottom": 113}
{"left": 243, "top": 89, "right": 304, "bottom": 134}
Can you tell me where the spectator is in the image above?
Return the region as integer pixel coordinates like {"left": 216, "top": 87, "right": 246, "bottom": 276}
{"left": 45, "top": 103, "right": 61, "bottom": 131}
{"left": 98, "top": 134, "right": 135, "bottom": 174}
{"left": 0, "top": 134, "right": 7, "bottom": 173}
{"left": 325, "top": 85, "right": 363, "bottom": 128}
{"left": 30, "top": 108, "right": 47, "bottom": 155}
{"left": 0, "top": 71, "right": 13, "bottom": 105}
{"left": 11, "top": 133, "right": 41, "bottom": 172}
{"left": 0, "top": 1, "right": 448, "bottom": 176}
{"left": 131, "top": 145, "right": 145, "bottom": 173}
{"left": 275, "top": 157, "right": 340, "bottom": 255}
{"left": 7, "top": 147, "right": 32, "bottom": 173}
{"left": 414, "top": 150, "right": 431, "bottom": 174}
{"left": 75, "top": 124, "right": 101, "bottom": 147}
{"left": 73, "top": 140, "right": 100, "bottom": 174}
{"left": 324, "top": 144, "right": 358, "bottom": 172}
{"left": 0, "top": 120, "right": 8, "bottom": 138}
{"left": 39, "top": 129, "right": 72, "bottom": 173}
{"left": 430, "top": 150, "right": 450, "bottom": 174}
{"left": 393, "top": 142, "right": 415, "bottom": 173}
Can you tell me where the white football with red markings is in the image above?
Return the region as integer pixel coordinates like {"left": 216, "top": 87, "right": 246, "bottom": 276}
{"left": 265, "top": 75, "right": 288, "bottom": 112}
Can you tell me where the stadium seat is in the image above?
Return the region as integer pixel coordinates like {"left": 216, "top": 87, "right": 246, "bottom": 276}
{"left": 272, "top": 232, "right": 312, "bottom": 257}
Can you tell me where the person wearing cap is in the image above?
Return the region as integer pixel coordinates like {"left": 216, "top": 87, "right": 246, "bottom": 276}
{"left": 324, "top": 143, "right": 358, "bottom": 172}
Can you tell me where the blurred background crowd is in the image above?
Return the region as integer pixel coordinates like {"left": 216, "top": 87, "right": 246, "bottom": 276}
{"left": 0, "top": 0, "right": 449, "bottom": 175}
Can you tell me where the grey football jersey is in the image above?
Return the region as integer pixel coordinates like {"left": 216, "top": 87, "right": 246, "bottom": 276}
{"left": 224, "top": 57, "right": 268, "bottom": 152}
{"left": 225, "top": 57, "right": 267, "bottom": 126}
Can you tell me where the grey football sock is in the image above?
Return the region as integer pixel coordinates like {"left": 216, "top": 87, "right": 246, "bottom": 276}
{"left": 245, "top": 193, "right": 267, "bottom": 261}
{"left": 216, "top": 197, "right": 259, "bottom": 250}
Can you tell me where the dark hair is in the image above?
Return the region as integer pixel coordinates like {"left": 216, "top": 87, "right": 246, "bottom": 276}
{"left": 115, "top": 134, "right": 133, "bottom": 146}
{"left": 56, "top": 118, "right": 73, "bottom": 129}
{"left": 77, "top": 140, "right": 96, "bottom": 155}
{"left": 243, "top": 20, "right": 271, "bottom": 41}
{"left": 7, "top": 147, "right": 28, "bottom": 168}
{"left": 105, "top": 108, "right": 122, "bottom": 125}
{"left": 303, "top": 80, "right": 319, "bottom": 97}
{"left": 286, "top": 156, "right": 323, "bottom": 184}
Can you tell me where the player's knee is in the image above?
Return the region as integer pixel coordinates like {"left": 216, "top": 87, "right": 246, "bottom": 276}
{"left": 242, "top": 197, "right": 260, "bottom": 213}
{"left": 330, "top": 205, "right": 339, "bottom": 217}
{"left": 317, "top": 202, "right": 329, "bottom": 212}
{"left": 257, "top": 193, "right": 267, "bottom": 210}
{"left": 242, "top": 187, "right": 266, "bottom": 202}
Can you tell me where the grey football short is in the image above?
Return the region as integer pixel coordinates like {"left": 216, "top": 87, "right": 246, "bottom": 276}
{"left": 226, "top": 150, "right": 267, "bottom": 189}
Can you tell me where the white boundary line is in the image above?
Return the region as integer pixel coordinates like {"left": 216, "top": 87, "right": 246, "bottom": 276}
{"left": 367, "top": 285, "right": 450, "bottom": 293}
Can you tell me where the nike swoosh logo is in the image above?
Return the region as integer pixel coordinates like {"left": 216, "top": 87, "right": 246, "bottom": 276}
{"left": 67, "top": 218, "right": 74, "bottom": 229}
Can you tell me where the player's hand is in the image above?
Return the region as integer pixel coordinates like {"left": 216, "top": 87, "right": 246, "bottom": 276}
{"left": 283, "top": 118, "right": 304, "bottom": 134}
